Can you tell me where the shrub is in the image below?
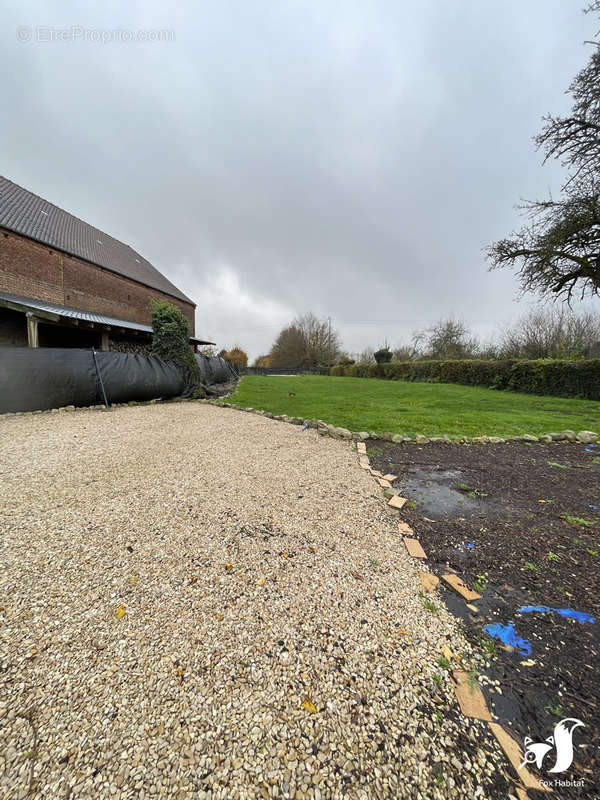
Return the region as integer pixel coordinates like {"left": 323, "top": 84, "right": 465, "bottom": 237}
{"left": 507, "top": 359, "right": 600, "bottom": 398}
{"left": 374, "top": 347, "right": 393, "bottom": 364}
{"left": 149, "top": 298, "right": 203, "bottom": 396}
{"left": 329, "top": 358, "right": 600, "bottom": 399}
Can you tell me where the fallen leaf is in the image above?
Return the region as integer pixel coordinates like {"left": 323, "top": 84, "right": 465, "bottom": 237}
{"left": 282, "top": 552, "right": 289, "bottom": 559}
{"left": 398, "top": 629, "right": 409, "bottom": 636}
{"left": 129, "top": 576, "right": 137, "bottom": 582}
{"left": 214, "top": 612, "right": 224, "bottom": 621}
{"left": 256, "top": 576, "right": 266, "bottom": 586}
{"left": 225, "top": 562, "right": 233, "bottom": 572}
{"left": 300, "top": 672, "right": 309, "bottom": 680}
{"left": 177, "top": 666, "right": 183, "bottom": 678}
{"left": 302, "top": 698, "right": 317, "bottom": 713}
{"left": 520, "top": 659, "right": 535, "bottom": 667}
{"left": 115, "top": 605, "right": 126, "bottom": 620}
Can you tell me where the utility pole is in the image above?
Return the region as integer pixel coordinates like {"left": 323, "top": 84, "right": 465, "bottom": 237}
{"left": 327, "top": 316, "right": 332, "bottom": 365}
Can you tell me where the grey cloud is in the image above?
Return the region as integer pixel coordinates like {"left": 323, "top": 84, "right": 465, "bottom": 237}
{"left": 1, "top": 0, "right": 594, "bottom": 357}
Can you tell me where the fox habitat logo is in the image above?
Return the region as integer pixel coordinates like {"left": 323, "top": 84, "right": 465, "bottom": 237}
{"left": 520, "top": 717, "right": 584, "bottom": 786}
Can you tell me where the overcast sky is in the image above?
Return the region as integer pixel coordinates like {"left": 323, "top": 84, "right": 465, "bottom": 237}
{"left": 2, "top": 1, "right": 596, "bottom": 359}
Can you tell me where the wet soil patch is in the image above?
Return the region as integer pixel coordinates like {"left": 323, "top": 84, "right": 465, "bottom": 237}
{"left": 368, "top": 440, "right": 599, "bottom": 797}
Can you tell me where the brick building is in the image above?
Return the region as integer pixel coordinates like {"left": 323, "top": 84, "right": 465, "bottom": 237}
{"left": 0, "top": 176, "right": 213, "bottom": 352}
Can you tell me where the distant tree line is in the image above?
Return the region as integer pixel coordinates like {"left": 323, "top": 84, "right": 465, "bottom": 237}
{"left": 245, "top": 308, "right": 600, "bottom": 369}
{"left": 342, "top": 309, "right": 600, "bottom": 365}
{"left": 209, "top": 307, "right": 600, "bottom": 371}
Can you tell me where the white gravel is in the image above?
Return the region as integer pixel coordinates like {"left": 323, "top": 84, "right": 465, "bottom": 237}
{"left": 0, "top": 403, "right": 513, "bottom": 799}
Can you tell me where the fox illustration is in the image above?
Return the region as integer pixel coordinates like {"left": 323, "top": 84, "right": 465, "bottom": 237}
{"left": 520, "top": 718, "right": 584, "bottom": 774}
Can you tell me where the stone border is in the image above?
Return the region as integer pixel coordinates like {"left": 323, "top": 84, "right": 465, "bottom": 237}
{"left": 202, "top": 401, "right": 600, "bottom": 445}
{"left": 3, "top": 394, "right": 599, "bottom": 447}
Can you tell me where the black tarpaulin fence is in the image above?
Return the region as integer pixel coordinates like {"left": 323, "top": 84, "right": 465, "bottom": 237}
{"left": 0, "top": 348, "right": 237, "bottom": 413}
{"left": 196, "top": 354, "right": 238, "bottom": 384}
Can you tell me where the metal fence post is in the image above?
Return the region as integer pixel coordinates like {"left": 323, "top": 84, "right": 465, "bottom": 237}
{"left": 92, "top": 348, "right": 109, "bottom": 408}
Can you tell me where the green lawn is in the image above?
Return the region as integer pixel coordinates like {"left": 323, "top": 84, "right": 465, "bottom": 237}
{"left": 224, "top": 375, "right": 600, "bottom": 437}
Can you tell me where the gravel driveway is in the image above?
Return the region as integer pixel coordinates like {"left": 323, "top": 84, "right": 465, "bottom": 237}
{"left": 1, "top": 403, "right": 512, "bottom": 799}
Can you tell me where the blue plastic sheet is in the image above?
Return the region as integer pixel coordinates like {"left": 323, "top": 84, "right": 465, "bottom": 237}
{"left": 483, "top": 622, "right": 532, "bottom": 655}
{"left": 518, "top": 605, "right": 596, "bottom": 624}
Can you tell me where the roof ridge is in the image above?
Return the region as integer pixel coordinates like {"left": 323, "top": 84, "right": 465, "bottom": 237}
{"left": 0, "top": 175, "right": 195, "bottom": 306}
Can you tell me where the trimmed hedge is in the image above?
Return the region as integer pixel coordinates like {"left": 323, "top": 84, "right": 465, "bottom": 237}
{"left": 329, "top": 358, "right": 600, "bottom": 400}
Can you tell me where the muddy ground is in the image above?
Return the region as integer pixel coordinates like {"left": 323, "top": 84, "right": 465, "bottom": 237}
{"left": 368, "top": 440, "right": 599, "bottom": 799}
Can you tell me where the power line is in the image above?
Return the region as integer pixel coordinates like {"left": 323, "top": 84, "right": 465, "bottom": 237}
{"left": 220, "top": 318, "right": 503, "bottom": 332}
{"left": 337, "top": 319, "right": 502, "bottom": 326}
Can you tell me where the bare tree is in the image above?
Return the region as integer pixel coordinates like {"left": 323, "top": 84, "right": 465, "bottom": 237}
{"left": 418, "top": 317, "right": 479, "bottom": 360}
{"left": 536, "top": 51, "right": 600, "bottom": 182}
{"left": 294, "top": 312, "right": 341, "bottom": 366}
{"left": 489, "top": 184, "right": 600, "bottom": 303}
{"left": 488, "top": 22, "right": 600, "bottom": 303}
{"left": 392, "top": 340, "right": 420, "bottom": 361}
{"left": 356, "top": 347, "right": 376, "bottom": 364}
{"left": 498, "top": 307, "right": 600, "bottom": 359}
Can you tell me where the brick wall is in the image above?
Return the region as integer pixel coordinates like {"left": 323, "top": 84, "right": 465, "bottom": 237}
{"left": 0, "top": 229, "right": 195, "bottom": 333}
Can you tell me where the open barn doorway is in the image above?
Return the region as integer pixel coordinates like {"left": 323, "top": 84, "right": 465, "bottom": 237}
{"left": 38, "top": 322, "right": 102, "bottom": 349}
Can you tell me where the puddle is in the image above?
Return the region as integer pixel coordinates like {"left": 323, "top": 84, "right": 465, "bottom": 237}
{"left": 395, "top": 468, "right": 480, "bottom": 518}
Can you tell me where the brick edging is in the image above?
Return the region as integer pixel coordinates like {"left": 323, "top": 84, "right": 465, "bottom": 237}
{"left": 355, "top": 441, "right": 552, "bottom": 796}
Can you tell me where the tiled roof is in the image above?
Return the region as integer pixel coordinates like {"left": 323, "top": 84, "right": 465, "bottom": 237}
{"left": 0, "top": 176, "right": 194, "bottom": 305}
